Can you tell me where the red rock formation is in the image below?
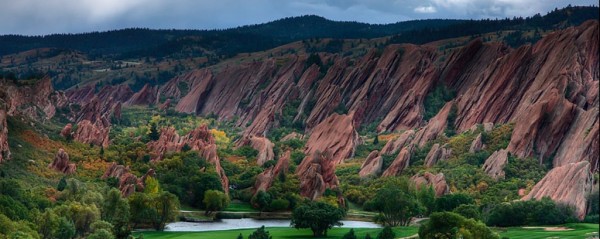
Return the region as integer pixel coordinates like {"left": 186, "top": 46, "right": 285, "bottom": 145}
{"left": 424, "top": 143, "right": 452, "bottom": 167}
{"left": 60, "top": 123, "right": 72, "bottom": 139}
{"left": 297, "top": 151, "right": 339, "bottom": 200}
{"left": 280, "top": 132, "right": 304, "bottom": 142}
{"left": 74, "top": 119, "right": 111, "bottom": 148}
{"left": 0, "top": 77, "right": 67, "bottom": 120}
{"left": 174, "top": 70, "right": 214, "bottom": 113}
{"left": 469, "top": 133, "right": 484, "bottom": 153}
{"left": 102, "top": 162, "right": 156, "bottom": 197}
{"left": 359, "top": 150, "right": 383, "bottom": 178}
{"left": 239, "top": 135, "right": 275, "bottom": 166}
{"left": 253, "top": 150, "right": 291, "bottom": 194}
{"left": 381, "top": 130, "right": 415, "bottom": 155}
{"left": 382, "top": 146, "right": 412, "bottom": 177}
{"left": 159, "top": 99, "right": 171, "bottom": 110}
{"left": 48, "top": 148, "right": 76, "bottom": 174}
{"left": 482, "top": 149, "right": 509, "bottom": 180}
{"left": 552, "top": 107, "right": 599, "bottom": 171}
{"left": 0, "top": 109, "right": 10, "bottom": 163}
{"left": 413, "top": 101, "right": 454, "bottom": 147}
{"left": 125, "top": 84, "right": 158, "bottom": 106}
{"left": 522, "top": 161, "right": 593, "bottom": 220}
{"left": 302, "top": 113, "right": 360, "bottom": 165}
{"left": 146, "top": 125, "right": 229, "bottom": 193}
{"left": 411, "top": 172, "right": 450, "bottom": 197}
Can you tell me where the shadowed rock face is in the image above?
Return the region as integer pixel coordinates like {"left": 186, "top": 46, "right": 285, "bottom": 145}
{"left": 49, "top": 148, "right": 76, "bottom": 174}
{"left": 0, "top": 109, "right": 9, "bottom": 163}
{"left": 359, "top": 150, "right": 383, "bottom": 178}
{"left": 253, "top": 150, "right": 291, "bottom": 194}
{"left": 482, "top": 149, "right": 509, "bottom": 180}
{"left": 411, "top": 172, "right": 450, "bottom": 197}
{"left": 522, "top": 161, "right": 593, "bottom": 220}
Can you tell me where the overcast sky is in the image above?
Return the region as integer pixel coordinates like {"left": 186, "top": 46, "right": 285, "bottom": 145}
{"left": 0, "top": 0, "right": 596, "bottom": 35}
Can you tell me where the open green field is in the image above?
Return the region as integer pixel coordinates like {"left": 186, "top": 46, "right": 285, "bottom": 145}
{"left": 496, "top": 223, "right": 599, "bottom": 239}
{"left": 135, "top": 223, "right": 599, "bottom": 239}
{"left": 135, "top": 227, "right": 418, "bottom": 239}
{"left": 225, "top": 201, "right": 258, "bottom": 212}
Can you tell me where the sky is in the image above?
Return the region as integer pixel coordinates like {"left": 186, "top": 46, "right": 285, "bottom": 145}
{"left": 0, "top": 0, "right": 597, "bottom": 35}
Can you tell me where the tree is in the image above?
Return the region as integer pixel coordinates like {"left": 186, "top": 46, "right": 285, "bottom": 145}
{"left": 150, "top": 191, "right": 180, "bottom": 231}
{"left": 435, "top": 193, "right": 474, "bottom": 212}
{"left": 453, "top": 204, "right": 481, "bottom": 220}
{"left": 365, "top": 233, "right": 372, "bottom": 239}
{"left": 342, "top": 228, "right": 357, "bottom": 239}
{"left": 417, "top": 185, "right": 436, "bottom": 216}
{"left": 252, "top": 191, "right": 272, "bottom": 215}
{"left": 248, "top": 226, "right": 272, "bottom": 239}
{"left": 373, "top": 177, "right": 424, "bottom": 226}
{"left": 419, "top": 212, "right": 499, "bottom": 239}
{"left": 37, "top": 210, "right": 59, "bottom": 239}
{"left": 148, "top": 123, "right": 160, "bottom": 141}
{"left": 55, "top": 217, "right": 76, "bottom": 239}
{"left": 236, "top": 233, "right": 244, "bottom": 239}
{"left": 102, "top": 188, "right": 131, "bottom": 238}
{"left": 203, "top": 190, "right": 229, "bottom": 216}
{"left": 290, "top": 200, "right": 346, "bottom": 237}
{"left": 57, "top": 177, "right": 67, "bottom": 191}
{"left": 376, "top": 226, "right": 395, "bottom": 239}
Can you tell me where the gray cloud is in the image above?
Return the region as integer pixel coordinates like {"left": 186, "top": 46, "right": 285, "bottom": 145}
{"left": 0, "top": 0, "right": 596, "bottom": 35}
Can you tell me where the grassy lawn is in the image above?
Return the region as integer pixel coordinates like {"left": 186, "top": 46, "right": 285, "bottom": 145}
{"left": 135, "top": 227, "right": 418, "bottom": 239}
{"left": 498, "top": 223, "right": 599, "bottom": 239}
{"left": 225, "top": 201, "right": 259, "bottom": 212}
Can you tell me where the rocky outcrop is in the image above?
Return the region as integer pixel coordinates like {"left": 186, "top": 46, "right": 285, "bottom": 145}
{"left": 60, "top": 123, "right": 72, "bottom": 139}
{"left": 359, "top": 150, "right": 383, "bottom": 178}
{"left": 382, "top": 146, "right": 412, "bottom": 177}
{"left": 552, "top": 107, "right": 599, "bottom": 171}
{"left": 254, "top": 150, "right": 291, "bottom": 194}
{"left": 146, "top": 125, "right": 229, "bottom": 193}
{"left": 469, "top": 133, "right": 484, "bottom": 153}
{"left": 411, "top": 172, "right": 450, "bottom": 197}
{"left": 0, "top": 77, "right": 67, "bottom": 120}
{"left": 303, "top": 113, "right": 360, "bottom": 165}
{"left": 281, "top": 132, "right": 304, "bottom": 141}
{"left": 125, "top": 84, "right": 158, "bottom": 106}
{"left": 173, "top": 70, "right": 214, "bottom": 113}
{"left": 158, "top": 99, "right": 171, "bottom": 110}
{"left": 48, "top": 148, "right": 76, "bottom": 174}
{"left": 0, "top": 109, "right": 9, "bottom": 163}
{"left": 102, "top": 162, "right": 156, "bottom": 197}
{"left": 297, "top": 151, "right": 339, "bottom": 200}
{"left": 295, "top": 112, "right": 360, "bottom": 199}
{"left": 482, "top": 149, "right": 509, "bottom": 180}
{"left": 381, "top": 130, "right": 415, "bottom": 155}
{"left": 413, "top": 101, "right": 455, "bottom": 147}
{"left": 239, "top": 135, "right": 275, "bottom": 166}
{"left": 522, "top": 161, "right": 593, "bottom": 220}
{"left": 424, "top": 143, "right": 452, "bottom": 167}
{"left": 74, "top": 119, "right": 111, "bottom": 148}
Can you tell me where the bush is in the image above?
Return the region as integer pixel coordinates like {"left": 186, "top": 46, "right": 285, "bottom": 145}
{"left": 376, "top": 226, "right": 395, "bottom": 239}
{"left": 435, "top": 193, "right": 474, "bottom": 212}
{"left": 486, "top": 197, "right": 576, "bottom": 227}
{"left": 453, "top": 204, "right": 481, "bottom": 220}
{"left": 342, "top": 228, "right": 357, "bottom": 239}
{"left": 269, "top": 199, "right": 290, "bottom": 211}
{"left": 419, "top": 212, "right": 499, "bottom": 239}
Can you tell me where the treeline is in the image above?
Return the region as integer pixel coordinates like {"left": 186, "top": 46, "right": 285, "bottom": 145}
{"left": 1, "top": 6, "right": 597, "bottom": 59}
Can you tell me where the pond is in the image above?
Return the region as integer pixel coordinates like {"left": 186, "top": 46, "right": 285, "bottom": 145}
{"left": 164, "top": 219, "right": 382, "bottom": 232}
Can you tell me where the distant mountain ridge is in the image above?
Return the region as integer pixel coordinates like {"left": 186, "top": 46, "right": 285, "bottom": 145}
{"left": 0, "top": 5, "right": 597, "bottom": 58}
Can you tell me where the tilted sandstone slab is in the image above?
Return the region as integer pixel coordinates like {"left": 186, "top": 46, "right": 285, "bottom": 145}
{"left": 253, "top": 150, "right": 291, "bottom": 194}
{"left": 469, "top": 133, "right": 484, "bottom": 153}
{"left": 296, "top": 151, "right": 339, "bottom": 200}
{"left": 424, "top": 143, "right": 452, "bottom": 167}
{"left": 411, "top": 172, "right": 450, "bottom": 197}
{"left": 382, "top": 146, "right": 412, "bottom": 177}
{"left": 239, "top": 135, "right": 275, "bottom": 166}
{"left": 103, "top": 162, "right": 156, "bottom": 197}
{"left": 359, "top": 150, "right": 383, "bottom": 178}
{"left": 482, "top": 149, "right": 509, "bottom": 180}
{"left": 125, "top": 84, "right": 158, "bottom": 106}
{"left": 413, "top": 101, "right": 454, "bottom": 147}
{"left": 381, "top": 130, "right": 415, "bottom": 155}
{"left": 303, "top": 113, "right": 360, "bottom": 165}
{"left": 522, "top": 161, "right": 593, "bottom": 220}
